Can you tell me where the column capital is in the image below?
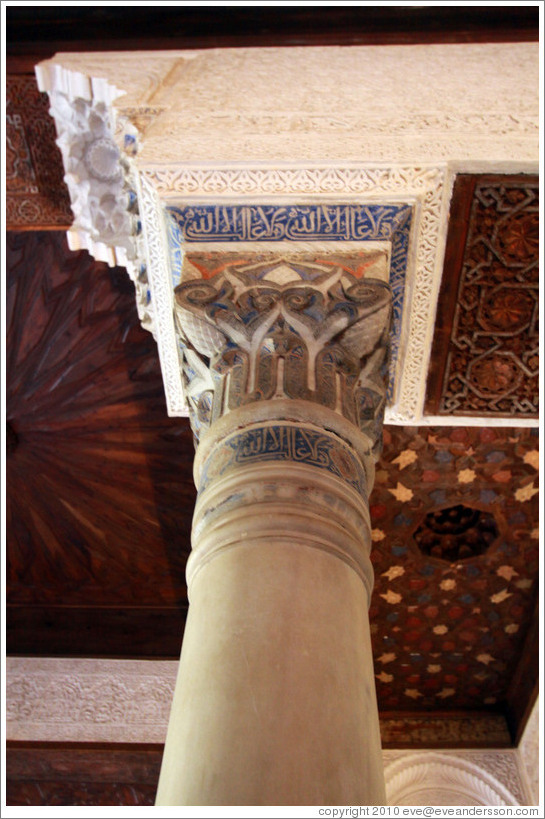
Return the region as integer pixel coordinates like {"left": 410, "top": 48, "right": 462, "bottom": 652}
{"left": 175, "top": 257, "right": 392, "bottom": 460}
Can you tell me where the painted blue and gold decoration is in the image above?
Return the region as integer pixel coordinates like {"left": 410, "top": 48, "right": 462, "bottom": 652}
{"left": 166, "top": 202, "right": 412, "bottom": 394}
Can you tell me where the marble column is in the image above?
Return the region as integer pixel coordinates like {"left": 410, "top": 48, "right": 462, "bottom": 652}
{"left": 155, "top": 258, "right": 392, "bottom": 806}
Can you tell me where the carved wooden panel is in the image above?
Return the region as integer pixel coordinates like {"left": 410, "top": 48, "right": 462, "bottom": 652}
{"left": 6, "top": 740, "right": 529, "bottom": 806}
{"left": 6, "top": 780, "right": 156, "bottom": 806}
{"left": 6, "top": 75, "right": 73, "bottom": 229}
{"left": 426, "top": 174, "right": 538, "bottom": 417}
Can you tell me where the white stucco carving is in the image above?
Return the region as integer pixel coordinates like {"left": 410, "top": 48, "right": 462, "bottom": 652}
{"left": 45, "top": 45, "right": 538, "bottom": 165}
{"left": 137, "top": 174, "right": 186, "bottom": 414}
{"left": 6, "top": 657, "right": 176, "bottom": 743}
{"left": 35, "top": 62, "right": 136, "bottom": 266}
{"left": 34, "top": 60, "right": 185, "bottom": 408}
{"left": 383, "top": 750, "right": 532, "bottom": 806}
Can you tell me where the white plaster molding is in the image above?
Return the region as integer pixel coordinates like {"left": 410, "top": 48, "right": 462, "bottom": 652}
{"left": 383, "top": 750, "right": 530, "bottom": 806}
{"left": 34, "top": 62, "right": 186, "bottom": 408}
{"left": 47, "top": 45, "right": 537, "bottom": 166}
{"left": 137, "top": 174, "right": 186, "bottom": 414}
{"left": 142, "top": 164, "right": 446, "bottom": 200}
{"left": 34, "top": 62, "right": 158, "bottom": 338}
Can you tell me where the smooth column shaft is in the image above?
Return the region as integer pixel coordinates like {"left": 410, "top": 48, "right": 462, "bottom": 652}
{"left": 155, "top": 541, "right": 385, "bottom": 805}
{"left": 156, "top": 419, "right": 386, "bottom": 805}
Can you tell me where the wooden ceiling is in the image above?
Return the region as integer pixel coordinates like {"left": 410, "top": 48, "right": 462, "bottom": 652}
{"left": 6, "top": 5, "right": 539, "bottom": 59}
{"left": 5, "top": 5, "right": 539, "bottom": 807}
{"left": 6, "top": 231, "right": 194, "bottom": 651}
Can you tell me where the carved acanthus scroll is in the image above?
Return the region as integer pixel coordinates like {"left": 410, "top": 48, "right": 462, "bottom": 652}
{"left": 174, "top": 257, "right": 392, "bottom": 454}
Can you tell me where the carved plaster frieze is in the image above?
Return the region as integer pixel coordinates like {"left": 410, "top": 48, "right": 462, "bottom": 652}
{"left": 174, "top": 258, "right": 392, "bottom": 451}
{"left": 136, "top": 175, "right": 186, "bottom": 414}
{"left": 6, "top": 657, "right": 176, "bottom": 744}
{"left": 518, "top": 697, "right": 540, "bottom": 805}
{"left": 35, "top": 63, "right": 137, "bottom": 265}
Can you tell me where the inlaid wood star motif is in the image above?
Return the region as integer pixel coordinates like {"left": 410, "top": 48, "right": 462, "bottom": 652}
{"left": 391, "top": 449, "right": 418, "bottom": 469}
{"left": 496, "top": 566, "right": 519, "bottom": 582}
{"left": 490, "top": 589, "right": 513, "bottom": 605}
{"left": 388, "top": 482, "right": 413, "bottom": 502}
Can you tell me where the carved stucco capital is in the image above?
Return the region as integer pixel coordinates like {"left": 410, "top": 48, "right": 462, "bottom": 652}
{"left": 173, "top": 257, "right": 392, "bottom": 456}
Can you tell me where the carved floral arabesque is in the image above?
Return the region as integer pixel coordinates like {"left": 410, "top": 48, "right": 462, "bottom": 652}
{"left": 169, "top": 201, "right": 410, "bottom": 412}
{"left": 6, "top": 659, "right": 177, "bottom": 744}
{"left": 7, "top": 677, "right": 510, "bottom": 747}
{"left": 36, "top": 47, "right": 538, "bottom": 425}
{"left": 48, "top": 45, "right": 538, "bottom": 110}
{"left": 139, "top": 131, "right": 538, "bottom": 165}
{"left": 35, "top": 64, "right": 133, "bottom": 261}
{"left": 35, "top": 64, "right": 149, "bottom": 308}
{"left": 137, "top": 175, "right": 186, "bottom": 415}
{"left": 143, "top": 112, "right": 539, "bottom": 137}
{"left": 35, "top": 54, "right": 456, "bottom": 425}
{"left": 128, "top": 44, "right": 537, "bottom": 165}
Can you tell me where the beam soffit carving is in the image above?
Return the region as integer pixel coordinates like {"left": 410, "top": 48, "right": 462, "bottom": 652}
{"left": 34, "top": 45, "right": 539, "bottom": 426}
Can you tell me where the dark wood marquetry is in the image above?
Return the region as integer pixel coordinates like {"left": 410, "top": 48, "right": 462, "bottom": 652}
{"left": 6, "top": 232, "right": 194, "bottom": 654}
